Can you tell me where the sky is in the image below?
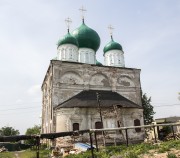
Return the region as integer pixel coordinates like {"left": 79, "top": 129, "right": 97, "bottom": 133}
{"left": 0, "top": 0, "right": 180, "bottom": 134}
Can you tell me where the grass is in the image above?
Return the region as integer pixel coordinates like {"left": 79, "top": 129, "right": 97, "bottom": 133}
{"left": 0, "top": 140, "right": 180, "bottom": 158}
{"left": 0, "top": 149, "right": 51, "bottom": 158}
{"left": 167, "top": 152, "right": 177, "bottom": 158}
{"left": 66, "top": 140, "right": 180, "bottom": 158}
{"left": 0, "top": 152, "right": 15, "bottom": 158}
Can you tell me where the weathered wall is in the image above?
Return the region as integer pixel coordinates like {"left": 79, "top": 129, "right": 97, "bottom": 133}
{"left": 41, "top": 65, "right": 53, "bottom": 134}
{"left": 51, "top": 60, "right": 142, "bottom": 107}
{"left": 55, "top": 107, "right": 144, "bottom": 140}
{"left": 42, "top": 60, "right": 142, "bottom": 134}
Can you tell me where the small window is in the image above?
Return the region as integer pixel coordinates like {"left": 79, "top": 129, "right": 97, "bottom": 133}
{"left": 95, "top": 122, "right": 103, "bottom": 134}
{"left": 73, "top": 123, "right": 79, "bottom": 131}
{"left": 134, "top": 119, "right": 141, "bottom": 132}
{"left": 95, "top": 122, "right": 103, "bottom": 129}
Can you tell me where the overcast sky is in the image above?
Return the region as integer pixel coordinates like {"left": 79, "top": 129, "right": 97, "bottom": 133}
{"left": 0, "top": 0, "right": 180, "bottom": 134}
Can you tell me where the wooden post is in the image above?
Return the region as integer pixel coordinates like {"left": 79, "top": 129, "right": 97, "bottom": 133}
{"left": 96, "top": 92, "right": 106, "bottom": 146}
{"left": 125, "top": 129, "right": 128, "bottom": 147}
{"left": 89, "top": 132, "right": 94, "bottom": 158}
{"left": 171, "top": 125, "right": 176, "bottom": 140}
{"left": 153, "top": 126, "right": 157, "bottom": 143}
{"left": 94, "top": 132, "right": 98, "bottom": 152}
{"left": 36, "top": 137, "right": 40, "bottom": 158}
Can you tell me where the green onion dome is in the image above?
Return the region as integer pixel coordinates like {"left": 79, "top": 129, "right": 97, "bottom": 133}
{"left": 103, "top": 38, "right": 123, "bottom": 55}
{"left": 57, "top": 32, "right": 79, "bottom": 47}
{"left": 71, "top": 22, "right": 100, "bottom": 52}
{"left": 96, "top": 60, "right": 103, "bottom": 66}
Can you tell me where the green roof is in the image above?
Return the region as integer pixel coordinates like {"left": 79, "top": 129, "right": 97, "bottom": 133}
{"left": 103, "top": 38, "right": 123, "bottom": 55}
{"left": 96, "top": 60, "right": 103, "bottom": 66}
{"left": 57, "top": 32, "right": 78, "bottom": 47}
{"left": 71, "top": 22, "right": 100, "bottom": 52}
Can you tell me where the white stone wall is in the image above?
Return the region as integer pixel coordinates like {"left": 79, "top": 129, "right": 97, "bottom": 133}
{"left": 51, "top": 61, "right": 141, "bottom": 107}
{"left": 41, "top": 66, "right": 53, "bottom": 134}
{"left": 41, "top": 61, "right": 142, "bottom": 134}
{"left": 104, "top": 50, "right": 125, "bottom": 67}
{"left": 55, "top": 107, "right": 144, "bottom": 140}
{"left": 78, "top": 48, "right": 96, "bottom": 64}
{"left": 57, "top": 44, "right": 78, "bottom": 62}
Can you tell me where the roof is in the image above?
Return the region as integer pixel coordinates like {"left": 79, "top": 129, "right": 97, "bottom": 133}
{"left": 156, "top": 116, "right": 180, "bottom": 123}
{"left": 57, "top": 32, "right": 78, "bottom": 47}
{"left": 71, "top": 22, "right": 100, "bottom": 52}
{"left": 103, "top": 38, "right": 123, "bottom": 54}
{"left": 55, "top": 90, "right": 142, "bottom": 109}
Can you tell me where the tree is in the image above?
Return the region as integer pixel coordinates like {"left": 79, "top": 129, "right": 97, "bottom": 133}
{"left": 0, "top": 126, "right": 20, "bottom": 136}
{"left": 25, "top": 125, "right": 41, "bottom": 145}
{"left": 142, "top": 93, "right": 155, "bottom": 125}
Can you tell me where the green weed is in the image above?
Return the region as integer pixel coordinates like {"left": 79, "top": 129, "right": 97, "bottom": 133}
{"left": 167, "top": 152, "right": 177, "bottom": 158}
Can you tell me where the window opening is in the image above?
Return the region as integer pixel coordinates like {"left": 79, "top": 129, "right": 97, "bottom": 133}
{"left": 134, "top": 119, "right": 141, "bottom": 132}
{"left": 73, "top": 123, "right": 79, "bottom": 131}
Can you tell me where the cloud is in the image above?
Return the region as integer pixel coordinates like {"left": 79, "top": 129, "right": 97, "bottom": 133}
{"left": 27, "top": 84, "right": 41, "bottom": 96}
{"left": 15, "top": 99, "right": 23, "bottom": 104}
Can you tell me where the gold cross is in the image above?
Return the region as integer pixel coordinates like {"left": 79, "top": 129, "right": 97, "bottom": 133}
{"left": 108, "top": 25, "right": 114, "bottom": 36}
{"left": 79, "top": 6, "right": 87, "bottom": 20}
{"left": 65, "top": 17, "right": 72, "bottom": 32}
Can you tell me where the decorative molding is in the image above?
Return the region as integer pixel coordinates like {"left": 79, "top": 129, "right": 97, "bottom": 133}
{"left": 90, "top": 73, "right": 110, "bottom": 86}
{"left": 60, "top": 71, "right": 83, "bottom": 85}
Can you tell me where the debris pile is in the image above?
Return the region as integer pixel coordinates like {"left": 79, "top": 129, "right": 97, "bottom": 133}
{"left": 0, "top": 146, "right": 8, "bottom": 152}
{"left": 164, "top": 133, "right": 180, "bottom": 141}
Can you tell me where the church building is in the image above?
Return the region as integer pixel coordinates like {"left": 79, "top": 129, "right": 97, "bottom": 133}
{"left": 41, "top": 10, "right": 144, "bottom": 144}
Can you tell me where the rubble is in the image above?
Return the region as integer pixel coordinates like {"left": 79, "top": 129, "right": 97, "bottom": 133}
{"left": 0, "top": 146, "right": 8, "bottom": 152}
{"left": 164, "top": 133, "right": 180, "bottom": 141}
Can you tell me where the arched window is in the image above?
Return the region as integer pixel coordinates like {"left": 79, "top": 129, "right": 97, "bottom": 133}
{"left": 118, "top": 55, "right": 121, "bottom": 64}
{"left": 134, "top": 119, "right": 141, "bottom": 132}
{"left": 109, "top": 54, "right": 113, "bottom": 64}
{"left": 69, "top": 48, "right": 72, "bottom": 59}
{"left": 86, "top": 52, "right": 89, "bottom": 63}
{"left": 73, "top": 123, "right": 79, "bottom": 131}
{"left": 61, "top": 49, "right": 64, "bottom": 59}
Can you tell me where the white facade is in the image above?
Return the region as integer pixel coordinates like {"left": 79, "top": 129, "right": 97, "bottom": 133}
{"left": 57, "top": 44, "right": 79, "bottom": 62}
{"left": 42, "top": 61, "right": 144, "bottom": 145}
{"left": 78, "top": 48, "right": 96, "bottom": 64}
{"left": 104, "top": 50, "right": 125, "bottom": 67}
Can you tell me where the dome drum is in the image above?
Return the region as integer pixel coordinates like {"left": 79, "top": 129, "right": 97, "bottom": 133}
{"left": 78, "top": 48, "right": 96, "bottom": 64}
{"left": 57, "top": 44, "right": 79, "bottom": 62}
{"left": 104, "top": 49, "right": 125, "bottom": 67}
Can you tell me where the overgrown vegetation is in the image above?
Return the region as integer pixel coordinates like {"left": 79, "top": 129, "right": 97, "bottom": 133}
{"left": 25, "top": 125, "right": 41, "bottom": 145}
{"left": 142, "top": 93, "right": 155, "bottom": 125}
{"left": 0, "top": 149, "right": 50, "bottom": 158}
{"left": 1, "top": 140, "right": 180, "bottom": 158}
{"left": 66, "top": 140, "right": 180, "bottom": 158}
{"left": 167, "top": 152, "right": 177, "bottom": 158}
{"left": 0, "top": 126, "right": 19, "bottom": 136}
